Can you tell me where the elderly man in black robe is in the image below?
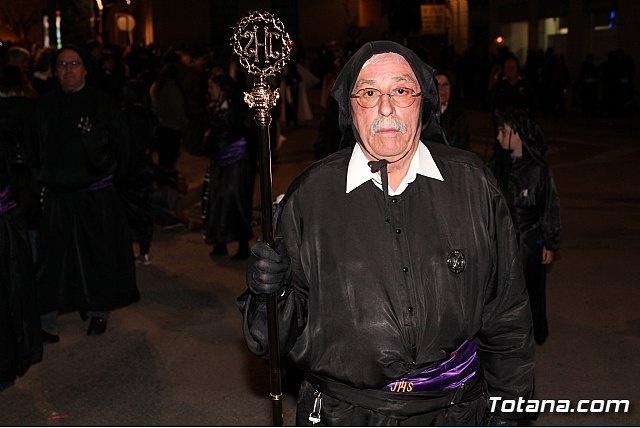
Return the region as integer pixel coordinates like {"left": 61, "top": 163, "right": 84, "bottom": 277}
{"left": 240, "top": 41, "right": 534, "bottom": 425}
{"left": 35, "top": 45, "right": 139, "bottom": 341}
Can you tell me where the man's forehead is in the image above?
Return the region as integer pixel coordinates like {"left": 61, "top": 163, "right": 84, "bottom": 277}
{"left": 58, "top": 49, "right": 82, "bottom": 60}
{"left": 356, "top": 52, "right": 416, "bottom": 86}
{"left": 360, "top": 52, "right": 411, "bottom": 72}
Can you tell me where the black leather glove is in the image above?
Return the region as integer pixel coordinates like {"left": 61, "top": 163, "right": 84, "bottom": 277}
{"left": 246, "top": 238, "right": 291, "bottom": 296}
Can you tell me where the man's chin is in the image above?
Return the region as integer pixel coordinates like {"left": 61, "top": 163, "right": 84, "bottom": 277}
{"left": 373, "top": 145, "right": 413, "bottom": 161}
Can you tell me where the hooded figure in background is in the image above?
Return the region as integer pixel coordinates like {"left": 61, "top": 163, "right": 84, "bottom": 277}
{"left": 240, "top": 41, "right": 534, "bottom": 426}
{"left": 35, "top": 45, "right": 139, "bottom": 341}
{"left": 492, "top": 109, "right": 562, "bottom": 345}
{"left": 201, "top": 73, "right": 255, "bottom": 260}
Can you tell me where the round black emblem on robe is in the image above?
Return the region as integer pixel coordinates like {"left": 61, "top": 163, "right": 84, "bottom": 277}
{"left": 447, "top": 250, "right": 466, "bottom": 274}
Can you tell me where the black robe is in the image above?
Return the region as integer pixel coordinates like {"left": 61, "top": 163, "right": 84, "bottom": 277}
{"left": 0, "top": 96, "right": 40, "bottom": 230}
{"left": 117, "top": 103, "right": 155, "bottom": 254}
{"left": 35, "top": 86, "right": 139, "bottom": 314}
{"left": 0, "top": 96, "right": 42, "bottom": 389}
{"left": 201, "top": 101, "right": 254, "bottom": 246}
{"left": 0, "top": 209, "right": 42, "bottom": 389}
{"left": 240, "top": 143, "right": 534, "bottom": 419}
{"left": 494, "top": 155, "right": 561, "bottom": 345}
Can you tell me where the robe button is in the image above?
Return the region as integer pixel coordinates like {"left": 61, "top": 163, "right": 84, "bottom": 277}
{"left": 447, "top": 249, "right": 466, "bottom": 274}
{"left": 391, "top": 198, "right": 398, "bottom": 204}
{"left": 407, "top": 306, "right": 414, "bottom": 312}
{"left": 395, "top": 228, "right": 401, "bottom": 234}
{"left": 402, "top": 266, "right": 408, "bottom": 272}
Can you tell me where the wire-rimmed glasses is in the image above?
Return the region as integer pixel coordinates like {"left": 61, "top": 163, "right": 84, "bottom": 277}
{"left": 350, "top": 87, "right": 422, "bottom": 108}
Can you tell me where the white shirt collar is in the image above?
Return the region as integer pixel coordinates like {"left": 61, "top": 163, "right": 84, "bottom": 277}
{"left": 346, "top": 142, "right": 443, "bottom": 195}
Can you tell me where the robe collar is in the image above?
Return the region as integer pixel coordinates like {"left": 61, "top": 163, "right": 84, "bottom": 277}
{"left": 346, "top": 142, "right": 443, "bottom": 195}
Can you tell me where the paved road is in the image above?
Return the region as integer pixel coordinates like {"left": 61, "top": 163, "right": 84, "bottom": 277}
{"left": 2, "top": 97, "right": 639, "bottom": 426}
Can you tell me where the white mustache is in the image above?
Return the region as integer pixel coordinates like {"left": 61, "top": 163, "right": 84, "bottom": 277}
{"left": 371, "top": 117, "right": 407, "bottom": 134}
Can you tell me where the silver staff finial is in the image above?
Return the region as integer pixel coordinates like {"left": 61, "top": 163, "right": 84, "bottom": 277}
{"left": 231, "top": 11, "right": 291, "bottom": 126}
{"left": 231, "top": 11, "right": 292, "bottom": 77}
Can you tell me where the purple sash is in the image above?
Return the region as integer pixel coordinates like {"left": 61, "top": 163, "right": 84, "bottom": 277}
{"left": 80, "top": 175, "right": 113, "bottom": 192}
{"left": 384, "top": 339, "right": 479, "bottom": 393}
{"left": 0, "top": 186, "right": 17, "bottom": 215}
{"left": 213, "top": 137, "right": 248, "bottom": 167}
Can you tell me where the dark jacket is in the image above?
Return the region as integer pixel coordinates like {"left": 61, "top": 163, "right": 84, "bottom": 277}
{"left": 440, "top": 102, "right": 470, "bottom": 150}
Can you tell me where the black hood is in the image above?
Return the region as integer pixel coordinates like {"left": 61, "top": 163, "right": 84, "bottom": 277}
{"left": 329, "top": 40, "right": 443, "bottom": 143}
{"left": 500, "top": 109, "right": 547, "bottom": 165}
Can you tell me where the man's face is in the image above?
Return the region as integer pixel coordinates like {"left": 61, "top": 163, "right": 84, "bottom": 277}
{"left": 436, "top": 74, "right": 450, "bottom": 105}
{"left": 56, "top": 49, "right": 87, "bottom": 93}
{"left": 350, "top": 52, "right": 422, "bottom": 160}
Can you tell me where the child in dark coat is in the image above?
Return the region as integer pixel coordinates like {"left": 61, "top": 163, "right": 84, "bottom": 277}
{"left": 491, "top": 109, "right": 562, "bottom": 345}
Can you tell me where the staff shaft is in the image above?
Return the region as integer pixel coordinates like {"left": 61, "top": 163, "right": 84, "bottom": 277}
{"left": 256, "top": 117, "right": 283, "bottom": 426}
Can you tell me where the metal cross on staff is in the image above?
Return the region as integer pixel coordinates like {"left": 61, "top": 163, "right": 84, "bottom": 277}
{"left": 231, "top": 11, "right": 292, "bottom": 426}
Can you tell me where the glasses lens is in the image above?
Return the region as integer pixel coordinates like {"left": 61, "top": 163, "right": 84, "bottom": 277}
{"left": 57, "top": 60, "right": 82, "bottom": 69}
{"left": 392, "top": 88, "right": 417, "bottom": 107}
{"left": 352, "top": 88, "right": 420, "bottom": 108}
{"left": 357, "top": 89, "right": 380, "bottom": 108}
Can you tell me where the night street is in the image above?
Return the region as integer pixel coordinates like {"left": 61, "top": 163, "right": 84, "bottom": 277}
{"left": 1, "top": 89, "right": 639, "bottom": 426}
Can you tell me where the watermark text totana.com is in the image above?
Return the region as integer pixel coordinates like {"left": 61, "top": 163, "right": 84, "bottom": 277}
{"left": 489, "top": 397, "right": 630, "bottom": 413}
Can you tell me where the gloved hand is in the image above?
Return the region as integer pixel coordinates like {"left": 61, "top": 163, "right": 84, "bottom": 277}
{"left": 246, "top": 238, "right": 291, "bottom": 296}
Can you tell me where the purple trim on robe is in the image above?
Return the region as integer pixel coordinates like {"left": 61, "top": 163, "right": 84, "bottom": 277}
{"left": 213, "top": 137, "right": 248, "bottom": 167}
{"left": 81, "top": 175, "right": 113, "bottom": 192}
{"left": 384, "top": 339, "right": 479, "bottom": 393}
{"left": 0, "top": 186, "right": 17, "bottom": 215}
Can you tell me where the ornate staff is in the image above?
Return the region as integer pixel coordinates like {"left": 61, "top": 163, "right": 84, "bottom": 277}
{"left": 231, "top": 11, "right": 291, "bottom": 426}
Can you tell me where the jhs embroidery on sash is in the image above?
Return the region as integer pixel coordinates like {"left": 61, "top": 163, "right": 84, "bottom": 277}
{"left": 389, "top": 380, "right": 414, "bottom": 393}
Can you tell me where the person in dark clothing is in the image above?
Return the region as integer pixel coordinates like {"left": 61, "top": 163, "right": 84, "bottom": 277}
{"left": 0, "top": 64, "right": 42, "bottom": 390}
{"left": 432, "top": 69, "right": 470, "bottom": 150}
{"left": 118, "top": 79, "right": 155, "bottom": 265}
{"left": 202, "top": 73, "right": 254, "bottom": 260}
{"left": 491, "top": 110, "right": 561, "bottom": 346}
{"left": 176, "top": 49, "right": 208, "bottom": 156}
{"left": 239, "top": 41, "right": 534, "bottom": 426}
{"left": 150, "top": 59, "right": 188, "bottom": 171}
{"left": 283, "top": 60, "right": 302, "bottom": 127}
{"left": 34, "top": 45, "right": 139, "bottom": 341}
{"left": 577, "top": 53, "right": 600, "bottom": 117}
{"left": 0, "top": 65, "right": 41, "bottom": 254}
{"left": 31, "top": 46, "right": 58, "bottom": 98}
{"left": 0, "top": 161, "right": 42, "bottom": 391}
{"left": 491, "top": 55, "right": 534, "bottom": 122}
